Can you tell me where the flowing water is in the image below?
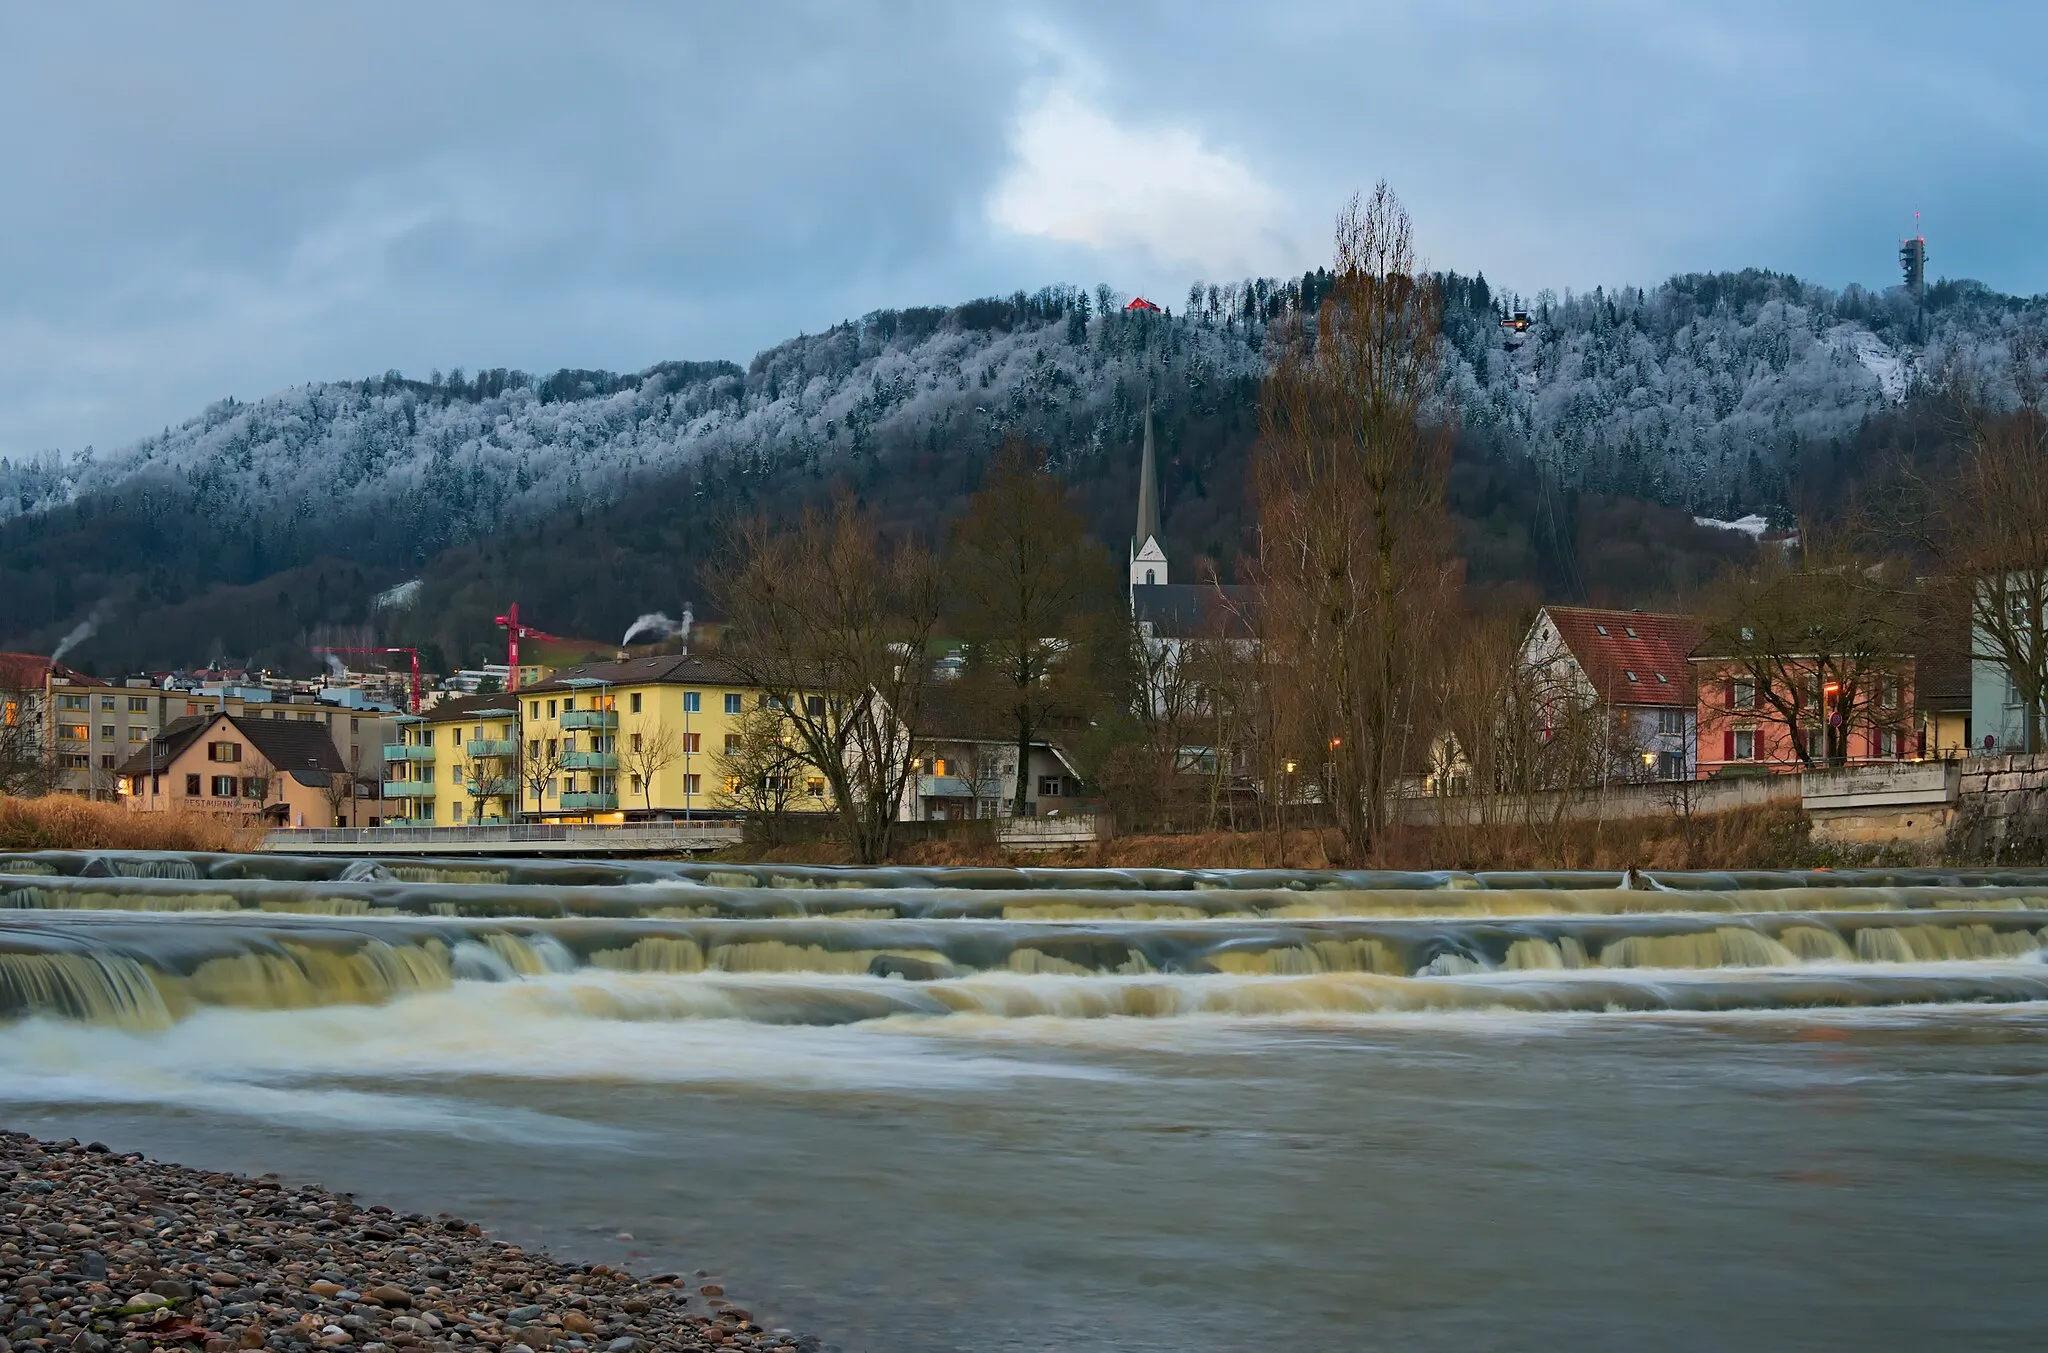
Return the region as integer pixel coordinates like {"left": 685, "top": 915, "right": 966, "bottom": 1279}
{"left": 6, "top": 852, "right": 2048, "bottom": 1350}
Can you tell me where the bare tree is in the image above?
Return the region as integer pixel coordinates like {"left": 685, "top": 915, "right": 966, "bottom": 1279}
{"left": 0, "top": 679, "right": 54, "bottom": 797}
{"left": 1250, "top": 183, "right": 1455, "bottom": 861}
{"left": 1697, "top": 534, "right": 1915, "bottom": 768}
{"left": 1914, "top": 348, "right": 2048, "bottom": 751}
{"left": 621, "top": 721, "right": 682, "bottom": 813}
{"left": 949, "top": 436, "right": 1109, "bottom": 817}
{"left": 317, "top": 768, "right": 357, "bottom": 827}
{"left": 715, "top": 705, "right": 806, "bottom": 842}
{"left": 709, "top": 497, "right": 943, "bottom": 863}
{"left": 518, "top": 734, "right": 564, "bottom": 822}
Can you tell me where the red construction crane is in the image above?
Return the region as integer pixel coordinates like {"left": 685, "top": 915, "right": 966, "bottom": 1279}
{"left": 314, "top": 646, "right": 423, "bottom": 713}
{"left": 493, "top": 604, "right": 563, "bottom": 692}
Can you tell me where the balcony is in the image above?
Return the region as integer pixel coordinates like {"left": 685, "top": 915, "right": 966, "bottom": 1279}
{"left": 561, "top": 750, "right": 618, "bottom": 770}
{"left": 466, "top": 739, "right": 519, "bottom": 758}
{"left": 560, "top": 791, "right": 618, "bottom": 811}
{"left": 382, "top": 780, "right": 434, "bottom": 798}
{"left": 384, "top": 744, "right": 435, "bottom": 762}
{"left": 560, "top": 710, "right": 618, "bottom": 731}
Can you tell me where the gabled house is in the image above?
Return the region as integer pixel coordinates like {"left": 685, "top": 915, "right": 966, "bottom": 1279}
{"left": 118, "top": 712, "right": 350, "bottom": 827}
{"left": 1520, "top": 606, "right": 1704, "bottom": 781}
{"left": 900, "top": 689, "right": 1085, "bottom": 822}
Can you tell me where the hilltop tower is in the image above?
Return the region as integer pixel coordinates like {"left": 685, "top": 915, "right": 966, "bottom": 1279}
{"left": 1130, "top": 401, "right": 1166, "bottom": 598}
{"left": 1900, "top": 216, "right": 1927, "bottom": 298}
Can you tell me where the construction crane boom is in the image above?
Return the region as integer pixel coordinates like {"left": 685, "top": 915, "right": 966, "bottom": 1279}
{"left": 493, "top": 604, "right": 563, "bottom": 692}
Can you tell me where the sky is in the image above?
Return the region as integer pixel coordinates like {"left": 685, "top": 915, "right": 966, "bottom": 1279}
{"left": 2, "top": 0, "right": 2043, "bottom": 460}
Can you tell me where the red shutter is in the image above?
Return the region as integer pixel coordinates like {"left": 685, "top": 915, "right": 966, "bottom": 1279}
{"left": 1723, "top": 680, "right": 1735, "bottom": 708}
{"left": 1722, "top": 730, "right": 1735, "bottom": 762}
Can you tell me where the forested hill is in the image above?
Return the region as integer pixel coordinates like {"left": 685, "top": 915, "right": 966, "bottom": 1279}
{"left": 0, "top": 271, "right": 2040, "bottom": 673}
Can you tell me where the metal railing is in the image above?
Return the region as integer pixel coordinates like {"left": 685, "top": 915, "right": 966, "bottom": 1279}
{"left": 263, "top": 820, "right": 742, "bottom": 851}
{"left": 561, "top": 710, "right": 618, "bottom": 730}
{"left": 384, "top": 744, "right": 435, "bottom": 762}
{"left": 561, "top": 750, "right": 619, "bottom": 770}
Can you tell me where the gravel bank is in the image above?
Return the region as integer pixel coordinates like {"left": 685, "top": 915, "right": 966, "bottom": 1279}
{"left": 0, "top": 1133, "right": 814, "bottom": 1353}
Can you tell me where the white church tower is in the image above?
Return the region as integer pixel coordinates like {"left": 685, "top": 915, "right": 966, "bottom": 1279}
{"left": 1130, "top": 401, "right": 1166, "bottom": 600}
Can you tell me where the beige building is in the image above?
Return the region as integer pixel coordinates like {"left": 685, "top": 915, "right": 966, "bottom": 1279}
{"left": 118, "top": 712, "right": 353, "bottom": 827}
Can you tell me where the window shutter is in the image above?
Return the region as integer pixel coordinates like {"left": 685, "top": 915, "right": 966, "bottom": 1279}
{"left": 1723, "top": 680, "right": 1734, "bottom": 709}
{"left": 1722, "top": 730, "right": 1735, "bottom": 762}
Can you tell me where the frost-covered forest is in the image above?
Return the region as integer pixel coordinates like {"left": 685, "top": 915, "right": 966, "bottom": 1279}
{"left": 0, "top": 269, "right": 2041, "bottom": 670}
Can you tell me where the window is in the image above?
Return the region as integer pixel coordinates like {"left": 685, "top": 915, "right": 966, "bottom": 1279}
{"left": 630, "top": 692, "right": 643, "bottom": 713}
{"left": 546, "top": 780, "right": 558, "bottom": 799}
{"left": 724, "top": 734, "right": 742, "bottom": 754}
{"left": 630, "top": 774, "right": 644, "bottom": 794}
{"left": 529, "top": 701, "right": 540, "bottom": 719}
{"left": 1658, "top": 751, "right": 1686, "bottom": 780}
{"left": 1623, "top": 670, "right": 1638, "bottom": 683}
{"left": 58, "top": 723, "right": 89, "bottom": 741}
{"left": 724, "top": 776, "right": 741, "bottom": 795}
{"left": 684, "top": 732, "right": 701, "bottom": 754}
{"left": 806, "top": 776, "right": 826, "bottom": 798}
{"left": 1731, "top": 679, "right": 1757, "bottom": 710}
{"left": 932, "top": 757, "right": 948, "bottom": 777}
{"left": 206, "top": 741, "right": 242, "bottom": 762}
{"left": 128, "top": 728, "right": 147, "bottom": 742}
{"left": 1877, "top": 728, "right": 1900, "bottom": 758}
{"left": 128, "top": 697, "right": 149, "bottom": 713}
{"left": 1594, "top": 624, "right": 1608, "bottom": 636}
{"left": 1732, "top": 729, "right": 1757, "bottom": 761}
{"left": 1039, "top": 775, "right": 1065, "bottom": 797}
{"left": 98, "top": 755, "right": 115, "bottom": 769}
{"left": 1657, "top": 710, "right": 1685, "bottom": 737}
{"left": 724, "top": 694, "right": 742, "bottom": 715}
{"left": 547, "top": 699, "right": 558, "bottom": 717}
{"left": 1654, "top": 672, "right": 1668, "bottom": 684}
{"left": 59, "top": 753, "right": 91, "bottom": 769}
{"left": 529, "top": 738, "right": 541, "bottom": 758}
{"left": 350, "top": 717, "right": 360, "bottom": 732}
{"left": 99, "top": 725, "right": 115, "bottom": 740}
{"left": 631, "top": 732, "right": 643, "bottom": 752}
{"left": 806, "top": 696, "right": 825, "bottom": 717}
{"left": 452, "top": 765, "right": 465, "bottom": 786}
{"left": 452, "top": 802, "right": 466, "bottom": 823}
{"left": 241, "top": 776, "right": 266, "bottom": 799}
{"left": 683, "top": 692, "right": 700, "bottom": 713}
{"left": 1624, "top": 627, "right": 1638, "bottom": 639}
{"left": 210, "top": 775, "right": 238, "bottom": 797}
{"left": 185, "top": 773, "right": 201, "bottom": 796}
{"left": 58, "top": 694, "right": 89, "bottom": 711}
{"left": 683, "top": 773, "right": 701, "bottom": 796}
{"left": 1145, "top": 568, "right": 1155, "bottom": 585}
{"left": 562, "top": 697, "right": 576, "bottom": 712}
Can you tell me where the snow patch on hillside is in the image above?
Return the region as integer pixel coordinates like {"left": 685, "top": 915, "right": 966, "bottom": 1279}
{"left": 1832, "top": 325, "right": 1914, "bottom": 403}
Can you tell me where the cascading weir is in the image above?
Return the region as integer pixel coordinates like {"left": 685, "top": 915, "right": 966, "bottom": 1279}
{"left": 7, "top": 852, "right": 2048, "bottom": 1028}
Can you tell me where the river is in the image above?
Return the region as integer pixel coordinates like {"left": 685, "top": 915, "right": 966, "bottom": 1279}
{"left": 5, "top": 853, "right": 2048, "bottom": 1351}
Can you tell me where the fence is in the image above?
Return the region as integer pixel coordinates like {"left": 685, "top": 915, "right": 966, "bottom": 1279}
{"left": 1397, "top": 772, "right": 1801, "bottom": 828}
{"left": 263, "top": 821, "right": 741, "bottom": 856}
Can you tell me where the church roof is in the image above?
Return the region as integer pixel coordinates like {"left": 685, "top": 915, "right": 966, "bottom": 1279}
{"left": 1133, "top": 583, "right": 1257, "bottom": 640}
{"left": 1124, "top": 297, "right": 1161, "bottom": 312}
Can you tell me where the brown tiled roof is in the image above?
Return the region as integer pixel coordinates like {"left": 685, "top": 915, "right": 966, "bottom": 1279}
{"left": 116, "top": 712, "right": 345, "bottom": 787}
{"left": 0, "top": 653, "right": 107, "bottom": 690}
{"left": 522, "top": 654, "right": 748, "bottom": 693}
{"left": 1541, "top": 606, "right": 1704, "bottom": 708}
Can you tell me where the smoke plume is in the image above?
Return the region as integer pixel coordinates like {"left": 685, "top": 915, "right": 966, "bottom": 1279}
{"left": 50, "top": 607, "right": 105, "bottom": 665}
{"left": 622, "top": 607, "right": 692, "bottom": 647}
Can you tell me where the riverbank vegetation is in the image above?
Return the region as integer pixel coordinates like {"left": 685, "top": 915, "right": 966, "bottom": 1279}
{"left": 0, "top": 795, "right": 258, "bottom": 852}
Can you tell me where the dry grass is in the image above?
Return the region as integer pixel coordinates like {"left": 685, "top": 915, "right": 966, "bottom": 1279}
{"left": 716, "top": 804, "right": 1817, "bottom": 872}
{"left": 0, "top": 795, "right": 261, "bottom": 853}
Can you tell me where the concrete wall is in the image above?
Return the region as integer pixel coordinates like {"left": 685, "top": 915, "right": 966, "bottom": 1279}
{"left": 1952, "top": 753, "right": 2048, "bottom": 860}
{"left": 1400, "top": 771, "right": 1799, "bottom": 828}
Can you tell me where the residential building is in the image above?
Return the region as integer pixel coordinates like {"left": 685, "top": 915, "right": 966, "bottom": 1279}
{"left": 1521, "top": 606, "right": 1705, "bottom": 782}
{"left": 519, "top": 655, "right": 836, "bottom": 822}
{"left": 901, "top": 691, "right": 1085, "bottom": 821}
{"left": 1692, "top": 657, "right": 1918, "bottom": 774}
{"left": 117, "top": 712, "right": 350, "bottom": 827}
{"left": 381, "top": 694, "right": 521, "bottom": 825}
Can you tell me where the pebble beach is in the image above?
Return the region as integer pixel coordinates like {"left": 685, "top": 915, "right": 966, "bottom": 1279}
{"left": 0, "top": 1134, "right": 811, "bottom": 1353}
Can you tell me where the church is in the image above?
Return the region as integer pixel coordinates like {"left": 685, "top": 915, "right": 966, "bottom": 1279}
{"left": 1126, "top": 402, "right": 1255, "bottom": 642}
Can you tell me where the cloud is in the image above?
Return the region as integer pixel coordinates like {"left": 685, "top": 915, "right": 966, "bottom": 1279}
{"left": 988, "top": 82, "right": 1294, "bottom": 277}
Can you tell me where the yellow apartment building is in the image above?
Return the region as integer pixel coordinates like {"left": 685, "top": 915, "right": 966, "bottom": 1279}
{"left": 381, "top": 693, "right": 521, "bottom": 824}
{"left": 519, "top": 654, "right": 833, "bottom": 821}
{"left": 378, "top": 657, "right": 835, "bottom": 823}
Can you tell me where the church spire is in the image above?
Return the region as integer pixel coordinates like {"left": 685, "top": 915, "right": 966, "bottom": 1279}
{"left": 1129, "top": 399, "right": 1167, "bottom": 597}
{"left": 1134, "top": 399, "right": 1161, "bottom": 556}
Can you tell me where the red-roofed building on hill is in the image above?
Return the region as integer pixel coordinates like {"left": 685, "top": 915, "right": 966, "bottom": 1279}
{"left": 1520, "top": 606, "right": 1706, "bottom": 782}
{"left": 1124, "top": 296, "right": 1161, "bottom": 312}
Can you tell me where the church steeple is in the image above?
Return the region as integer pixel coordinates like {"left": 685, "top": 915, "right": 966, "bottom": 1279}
{"left": 1130, "top": 400, "right": 1167, "bottom": 597}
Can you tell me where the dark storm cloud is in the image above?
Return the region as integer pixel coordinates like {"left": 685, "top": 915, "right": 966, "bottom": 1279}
{"left": 1, "top": 1, "right": 2042, "bottom": 459}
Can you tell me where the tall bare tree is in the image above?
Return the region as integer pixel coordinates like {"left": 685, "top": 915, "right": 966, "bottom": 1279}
{"left": 710, "top": 497, "right": 943, "bottom": 863}
{"left": 1915, "top": 347, "right": 2048, "bottom": 750}
{"left": 1250, "top": 183, "right": 1455, "bottom": 860}
{"left": 621, "top": 721, "right": 682, "bottom": 813}
{"left": 0, "top": 678, "right": 54, "bottom": 798}
{"left": 949, "top": 437, "right": 1109, "bottom": 817}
